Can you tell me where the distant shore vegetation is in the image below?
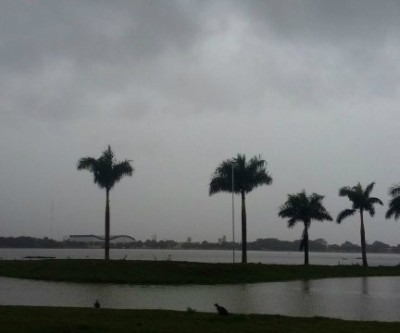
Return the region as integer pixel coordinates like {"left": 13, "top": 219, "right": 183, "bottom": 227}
{"left": 1, "top": 236, "right": 400, "bottom": 254}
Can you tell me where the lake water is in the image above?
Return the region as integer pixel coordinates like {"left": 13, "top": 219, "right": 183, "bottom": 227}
{"left": 0, "top": 276, "right": 399, "bottom": 322}
{"left": 1, "top": 248, "right": 399, "bottom": 321}
{"left": 1, "top": 248, "right": 400, "bottom": 266}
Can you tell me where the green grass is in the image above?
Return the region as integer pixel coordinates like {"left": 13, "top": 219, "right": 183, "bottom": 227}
{"left": 0, "top": 306, "right": 399, "bottom": 333}
{"left": 0, "top": 260, "right": 399, "bottom": 284}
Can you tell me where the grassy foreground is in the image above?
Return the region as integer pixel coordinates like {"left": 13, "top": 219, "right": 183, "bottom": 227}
{"left": 0, "top": 306, "right": 399, "bottom": 333}
{"left": 0, "top": 260, "right": 399, "bottom": 284}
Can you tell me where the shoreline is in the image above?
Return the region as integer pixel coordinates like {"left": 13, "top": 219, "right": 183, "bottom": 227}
{"left": 0, "top": 260, "right": 399, "bottom": 285}
{"left": 0, "top": 306, "right": 399, "bottom": 332}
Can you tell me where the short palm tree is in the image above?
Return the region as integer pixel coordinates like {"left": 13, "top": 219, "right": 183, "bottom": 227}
{"left": 337, "top": 182, "right": 383, "bottom": 267}
{"left": 385, "top": 184, "right": 400, "bottom": 220}
{"left": 77, "top": 145, "right": 134, "bottom": 260}
{"left": 209, "top": 154, "right": 272, "bottom": 263}
{"left": 278, "top": 191, "right": 332, "bottom": 265}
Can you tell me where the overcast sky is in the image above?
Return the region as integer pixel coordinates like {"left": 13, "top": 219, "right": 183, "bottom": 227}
{"left": 1, "top": 0, "right": 400, "bottom": 246}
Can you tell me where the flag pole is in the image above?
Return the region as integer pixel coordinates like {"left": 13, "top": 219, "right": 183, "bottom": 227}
{"left": 232, "top": 163, "right": 235, "bottom": 263}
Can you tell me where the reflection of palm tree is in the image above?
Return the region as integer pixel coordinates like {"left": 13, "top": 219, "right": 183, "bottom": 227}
{"left": 209, "top": 154, "right": 272, "bottom": 263}
{"left": 301, "top": 280, "right": 311, "bottom": 294}
{"left": 77, "top": 146, "right": 134, "bottom": 260}
{"left": 337, "top": 182, "right": 383, "bottom": 267}
{"left": 385, "top": 184, "right": 400, "bottom": 220}
{"left": 361, "top": 277, "right": 369, "bottom": 295}
{"left": 278, "top": 191, "right": 332, "bottom": 265}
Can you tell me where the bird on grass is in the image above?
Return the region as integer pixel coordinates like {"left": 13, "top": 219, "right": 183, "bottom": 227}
{"left": 214, "top": 303, "right": 229, "bottom": 316}
{"left": 94, "top": 299, "right": 100, "bottom": 309}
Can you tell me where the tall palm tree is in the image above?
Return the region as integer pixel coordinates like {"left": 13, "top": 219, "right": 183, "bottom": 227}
{"left": 337, "top": 182, "right": 383, "bottom": 267}
{"left": 209, "top": 154, "right": 272, "bottom": 263}
{"left": 77, "top": 145, "right": 134, "bottom": 260}
{"left": 278, "top": 191, "right": 332, "bottom": 265}
{"left": 385, "top": 184, "right": 400, "bottom": 220}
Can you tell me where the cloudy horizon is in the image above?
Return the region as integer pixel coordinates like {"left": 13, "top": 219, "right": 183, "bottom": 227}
{"left": 1, "top": 1, "right": 400, "bottom": 246}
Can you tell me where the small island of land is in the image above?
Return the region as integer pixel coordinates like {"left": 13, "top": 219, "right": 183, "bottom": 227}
{"left": 0, "top": 260, "right": 400, "bottom": 284}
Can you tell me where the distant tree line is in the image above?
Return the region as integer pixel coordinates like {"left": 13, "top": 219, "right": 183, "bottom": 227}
{"left": 0, "top": 237, "right": 63, "bottom": 248}
{"left": 1, "top": 236, "right": 399, "bottom": 253}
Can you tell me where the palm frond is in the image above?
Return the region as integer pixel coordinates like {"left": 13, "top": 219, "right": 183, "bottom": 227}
{"left": 388, "top": 184, "right": 400, "bottom": 197}
{"left": 77, "top": 157, "right": 97, "bottom": 171}
{"left": 111, "top": 160, "right": 134, "bottom": 188}
{"left": 287, "top": 217, "right": 299, "bottom": 228}
{"left": 385, "top": 196, "right": 400, "bottom": 220}
{"left": 365, "top": 205, "right": 376, "bottom": 217}
{"left": 336, "top": 209, "right": 356, "bottom": 223}
{"left": 209, "top": 176, "right": 231, "bottom": 195}
{"left": 368, "top": 197, "right": 383, "bottom": 206}
{"left": 364, "top": 182, "right": 375, "bottom": 198}
{"left": 209, "top": 159, "right": 235, "bottom": 195}
{"left": 338, "top": 186, "right": 353, "bottom": 197}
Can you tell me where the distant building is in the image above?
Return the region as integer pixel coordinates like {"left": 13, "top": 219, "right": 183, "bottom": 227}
{"left": 67, "top": 235, "right": 135, "bottom": 245}
{"left": 218, "top": 235, "right": 227, "bottom": 244}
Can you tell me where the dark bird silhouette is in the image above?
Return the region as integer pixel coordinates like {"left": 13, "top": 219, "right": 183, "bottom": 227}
{"left": 214, "top": 303, "right": 229, "bottom": 316}
{"left": 94, "top": 299, "right": 100, "bottom": 309}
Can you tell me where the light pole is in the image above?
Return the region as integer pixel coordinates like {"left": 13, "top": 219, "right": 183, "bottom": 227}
{"left": 232, "top": 163, "right": 235, "bottom": 263}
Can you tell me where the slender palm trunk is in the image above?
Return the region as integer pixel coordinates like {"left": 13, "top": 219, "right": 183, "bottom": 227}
{"left": 241, "top": 191, "right": 247, "bottom": 264}
{"left": 360, "top": 210, "right": 368, "bottom": 267}
{"left": 105, "top": 189, "right": 110, "bottom": 260}
{"left": 303, "top": 223, "right": 309, "bottom": 266}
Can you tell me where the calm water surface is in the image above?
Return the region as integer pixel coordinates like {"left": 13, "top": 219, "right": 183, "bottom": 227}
{"left": 1, "top": 249, "right": 399, "bottom": 321}
{"left": 0, "top": 276, "right": 399, "bottom": 322}
{"left": 1, "top": 248, "right": 400, "bottom": 266}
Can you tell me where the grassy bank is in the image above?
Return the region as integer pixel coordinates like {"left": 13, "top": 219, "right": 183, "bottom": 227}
{"left": 0, "top": 306, "right": 399, "bottom": 333}
{"left": 0, "top": 260, "right": 399, "bottom": 284}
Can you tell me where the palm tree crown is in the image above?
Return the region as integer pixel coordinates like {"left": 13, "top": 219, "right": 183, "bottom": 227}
{"left": 385, "top": 184, "right": 400, "bottom": 220}
{"left": 77, "top": 145, "right": 134, "bottom": 260}
{"left": 209, "top": 154, "right": 272, "bottom": 195}
{"left": 209, "top": 154, "right": 272, "bottom": 263}
{"left": 279, "top": 191, "right": 332, "bottom": 227}
{"left": 278, "top": 191, "right": 332, "bottom": 265}
{"left": 337, "top": 182, "right": 383, "bottom": 223}
{"left": 77, "top": 145, "right": 133, "bottom": 191}
{"left": 336, "top": 182, "right": 383, "bottom": 267}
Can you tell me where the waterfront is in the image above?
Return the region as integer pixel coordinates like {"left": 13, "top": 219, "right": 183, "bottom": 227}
{"left": 0, "top": 275, "right": 399, "bottom": 321}
{"left": 0, "top": 248, "right": 400, "bottom": 266}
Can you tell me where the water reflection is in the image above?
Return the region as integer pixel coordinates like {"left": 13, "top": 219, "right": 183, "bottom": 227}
{"left": 1, "top": 276, "right": 400, "bottom": 321}
{"left": 1, "top": 248, "right": 400, "bottom": 266}
{"left": 301, "top": 280, "right": 311, "bottom": 294}
{"left": 361, "top": 277, "right": 369, "bottom": 295}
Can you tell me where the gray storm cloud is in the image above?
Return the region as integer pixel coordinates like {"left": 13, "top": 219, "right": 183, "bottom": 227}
{"left": 0, "top": 1, "right": 399, "bottom": 246}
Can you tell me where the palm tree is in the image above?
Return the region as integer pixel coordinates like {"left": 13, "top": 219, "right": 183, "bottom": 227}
{"left": 278, "top": 191, "right": 332, "bottom": 265}
{"left": 337, "top": 182, "right": 383, "bottom": 267}
{"left": 77, "top": 145, "right": 134, "bottom": 260}
{"left": 385, "top": 184, "right": 400, "bottom": 220}
{"left": 209, "top": 154, "right": 272, "bottom": 263}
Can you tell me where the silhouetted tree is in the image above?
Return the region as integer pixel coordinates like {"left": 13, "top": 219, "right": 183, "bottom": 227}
{"left": 209, "top": 154, "right": 272, "bottom": 263}
{"left": 337, "top": 182, "right": 383, "bottom": 267}
{"left": 278, "top": 191, "right": 332, "bottom": 265}
{"left": 77, "top": 145, "right": 133, "bottom": 260}
{"left": 385, "top": 184, "right": 400, "bottom": 220}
